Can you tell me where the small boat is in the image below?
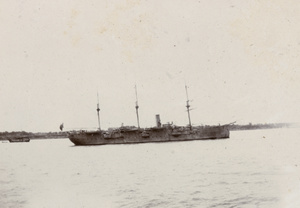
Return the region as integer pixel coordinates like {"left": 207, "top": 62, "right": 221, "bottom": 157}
{"left": 8, "top": 137, "right": 30, "bottom": 143}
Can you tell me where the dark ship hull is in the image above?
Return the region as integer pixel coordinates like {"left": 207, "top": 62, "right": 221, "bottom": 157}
{"left": 69, "top": 125, "right": 229, "bottom": 146}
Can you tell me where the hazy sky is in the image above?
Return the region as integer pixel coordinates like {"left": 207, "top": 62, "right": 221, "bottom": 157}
{"left": 1, "top": 0, "right": 300, "bottom": 132}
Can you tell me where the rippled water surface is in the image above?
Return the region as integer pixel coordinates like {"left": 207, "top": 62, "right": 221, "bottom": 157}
{"left": 1, "top": 128, "right": 300, "bottom": 208}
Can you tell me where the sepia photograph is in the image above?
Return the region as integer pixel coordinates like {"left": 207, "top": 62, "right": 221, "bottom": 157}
{"left": 1, "top": 0, "right": 300, "bottom": 207}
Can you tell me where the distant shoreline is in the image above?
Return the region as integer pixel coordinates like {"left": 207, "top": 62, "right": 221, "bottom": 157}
{"left": 228, "top": 122, "right": 298, "bottom": 131}
{"left": 0, "top": 131, "right": 68, "bottom": 141}
{"left": 0, "top": 123, "right": 298, "bottom": 141}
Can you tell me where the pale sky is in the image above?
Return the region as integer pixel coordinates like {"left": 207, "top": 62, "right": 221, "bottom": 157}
{"left": 1, "top": 0, "right": 300, "bottom": 132}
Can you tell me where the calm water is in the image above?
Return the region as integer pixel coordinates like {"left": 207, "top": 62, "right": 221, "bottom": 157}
{"left": 1, "top": 128, "right": 300, "bottom": 208}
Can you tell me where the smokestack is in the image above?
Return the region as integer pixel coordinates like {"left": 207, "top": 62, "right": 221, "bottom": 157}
{"left": 156, "top": 114, "right": 161, "bottom": 127}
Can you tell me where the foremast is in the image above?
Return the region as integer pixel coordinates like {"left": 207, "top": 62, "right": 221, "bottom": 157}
{"left": 97, "top": 92, "right": 101, "bottom": 131}
{"left": 185, "top": 85, "right": 192, "bottom": 130}
{"left": 135, "top": 85, "right": 140, "bottom": 128}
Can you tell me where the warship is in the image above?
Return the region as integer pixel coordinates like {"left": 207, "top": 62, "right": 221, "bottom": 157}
{"left": 68, "top": 86, "right": 230, "bottom": 146}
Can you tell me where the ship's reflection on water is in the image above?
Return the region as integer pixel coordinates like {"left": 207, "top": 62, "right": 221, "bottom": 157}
{"left": 1, "top": 128, "right": 300, "bottom": 208}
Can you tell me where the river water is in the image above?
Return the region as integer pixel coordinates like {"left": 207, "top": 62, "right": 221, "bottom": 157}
{"left": 1, "top": 128, "right": 300, "bottom": 208}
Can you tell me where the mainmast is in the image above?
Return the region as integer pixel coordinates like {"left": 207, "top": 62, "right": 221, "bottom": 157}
{"left": 97, "top": 92, "right": 101, "bottom": 131}
{"left": 135, "top": 85, "right": 140, "bottom": 128}
{"left": 185, "top": 85, "right": 192, "bottom": 130}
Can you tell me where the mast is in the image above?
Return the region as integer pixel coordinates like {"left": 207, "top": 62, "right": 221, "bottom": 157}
{"left": 185, "top": 85, "right": 192, "bottom": 130}
{"left": 97, "top": 92, "right": 101, "bottom": 131}
{"left": 135, "top": 84, "right": 140, "bottom": 128}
